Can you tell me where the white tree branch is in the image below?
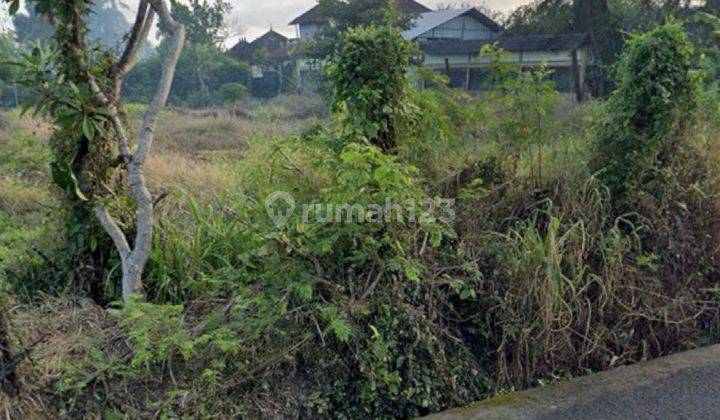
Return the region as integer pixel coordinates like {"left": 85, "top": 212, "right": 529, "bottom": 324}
{"left": 117, "top": 0, "right": 185, "bottom": 304}
{"left": 94, "top": 206, "right": 131, "bottom": 262}
{"left": 90, "top": 0, "right": 186, "bottom": 305}
{"left": 113, "top": 0, "right": 155, "bottom": 100}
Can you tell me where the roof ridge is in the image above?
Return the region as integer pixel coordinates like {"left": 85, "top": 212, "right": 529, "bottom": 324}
{"left": 290, "top": 0, "right": 431, "bottom": 25}
{"left": 403, "top": 7, "right": 502, "bottom": 41}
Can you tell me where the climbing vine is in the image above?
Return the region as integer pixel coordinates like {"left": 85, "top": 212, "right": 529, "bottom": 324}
{"left": 327, "top": 25, "right": 413, "bottom": 153}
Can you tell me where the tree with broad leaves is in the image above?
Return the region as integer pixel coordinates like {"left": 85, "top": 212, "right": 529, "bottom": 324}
{"left": 163, "top": 0, "right": 230, "bottom": 47}
{"left": 4, "top": 0, "right": 185, "bottom": 305}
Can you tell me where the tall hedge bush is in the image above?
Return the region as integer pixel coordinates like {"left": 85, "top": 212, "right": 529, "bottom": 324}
{"left": 328, "top": 25, "right": 412, "bottom": 153}
{"left": 592, "top": 22, "right": 699, "bottom": 199}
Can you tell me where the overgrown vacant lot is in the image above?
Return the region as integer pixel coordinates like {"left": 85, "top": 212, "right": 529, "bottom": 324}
{"left": 0, "top": 95, "right": 325, "bottom": 273}
{"left": 4, "top": 22, "right": 720, "bottom": 419}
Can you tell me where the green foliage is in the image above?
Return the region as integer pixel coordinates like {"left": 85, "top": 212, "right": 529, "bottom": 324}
{"left": 9, "top": 4, "right": 720, "bottom": 417}
{"left": 306, "top": 0, "right": 420, "bottom": 59}
{"left": 12, "top": 1, "right": 131, "bottom": 48}
{"left": 695, "top": 11, "right": 720, "bottom": 49}
{"left": 481, "top": 44, "right": 560, "bottom": 185}
{"left": 504, "top": 0, "right": 574, "bottom": 35}
{"left": 125, "top": 0, "right": 241, "bottom": 107}
{"left": 124, "top": 44, "right": 250, "bottom": 107}
{"left": 139, "top": 131, "right": 486, "bottom": 416}
{"left": 396, "top": 69, "right": 478, "bottom": 182}
{"left": 217, "top": 82, "right": 248, "bottom": 106}
{"left": 165, "top": 0, "right": 230, "bottom": 47}
{"left": 0, "top": 131, "right": 55, "bottom": 283}
{"left": 132, "top": 37, "right": 491, "bottom": 412}
{"left": 119, "top": 299, "right": 196, "bottom": 368}
{"left": 505, "top": 0, "right": 694, "bottom": 80}
{"left": 328, "top": 25, "right": 412, "bottom": 152}
{"left": 4, "top": 0, "right": 135, "bottom": 302}
{"left": 592, "top": 22, "right": 699, "bottom": 199}
{"left": 317, "top": 0, "right": 418, "bottom": 33}
{"left": 0, "top": 33, "right": 28, "bottom": 107}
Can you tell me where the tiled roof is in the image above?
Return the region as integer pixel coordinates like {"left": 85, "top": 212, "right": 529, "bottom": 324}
{"left": 229, "top": 30, "right": 292, "bottom": 62}
{"left": 290, "top": 0, "right": 431, "bottom": 25}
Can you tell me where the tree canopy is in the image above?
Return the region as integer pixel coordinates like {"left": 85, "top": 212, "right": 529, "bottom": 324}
{"left": 13, "top": 0, "right": 131, "bottom": 49}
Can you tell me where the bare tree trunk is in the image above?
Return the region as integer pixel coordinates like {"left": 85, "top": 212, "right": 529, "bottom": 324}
{"left": 94, "top": 0, "right": 186, "bottom": 305}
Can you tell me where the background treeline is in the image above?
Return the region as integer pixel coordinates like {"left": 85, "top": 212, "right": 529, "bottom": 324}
{"left": 0, "top": 0, "right": 252, "bottom": 108}
{"left": 5, "top": 0, "right": 720, "bottom": 108}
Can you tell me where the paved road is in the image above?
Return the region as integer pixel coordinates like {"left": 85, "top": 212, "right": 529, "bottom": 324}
{"left": 427, "top": 345, "right": 720, "bottom": 420}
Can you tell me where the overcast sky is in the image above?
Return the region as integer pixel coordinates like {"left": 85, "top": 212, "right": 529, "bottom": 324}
{"left": 225, "top": 0, "right": 530, "bottom": 42}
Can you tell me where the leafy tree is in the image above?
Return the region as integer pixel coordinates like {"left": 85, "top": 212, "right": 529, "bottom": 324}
{"left": 574, "top": 0, "right": 621, "bottom": 64}
{"left": 504, "top": 0, "right": 573, "bottom": 35}
{"left": 592, "top": 22, "right": 698, "bottom": 199}
{"left": 11, "top": 2, "right": 53, "bottom": 45}
{"left": 164, "top": 0, "right": 230, "bottom": 46}
{"left": 6, "top": 0, "right": 186, "bottom": 304}
{"left": 139, "top": 0, "right": 246, "bottom": 107}
{"left": 317, "top": 0, "right": 418, "bottom": 33}
{"left": 124, "top": 44, "right": 250, "bottom": 107}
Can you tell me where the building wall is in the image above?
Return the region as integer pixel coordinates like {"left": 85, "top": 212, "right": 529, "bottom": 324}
{"left": 419, "top": 46, "right": 592, "bottom": 93}
{"left": 421, "top": 48, "right": 590, "bottom": 67}
{"left": 415, "top": 16, "right": 494, "bottom": 41}
{"left": 299, "top": 23, "right": 324, "bottom": 39}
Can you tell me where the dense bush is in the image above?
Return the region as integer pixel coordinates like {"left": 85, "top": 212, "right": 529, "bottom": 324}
{"left": 328, "top": 25, "right": 413, "bottom": 153}
{"left": 592, "top": 22, "right": 699, "bottom": 199}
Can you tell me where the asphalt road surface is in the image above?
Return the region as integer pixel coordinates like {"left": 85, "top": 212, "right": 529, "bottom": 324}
{"left": 427, "top": 345, "right": 720, "bottom": 420}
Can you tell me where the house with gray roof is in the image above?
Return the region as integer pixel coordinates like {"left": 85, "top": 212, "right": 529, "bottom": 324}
{"left": 228, "top": 30, "right": 297, "bottom": 97}
{"left": 400, "top": 8, "right": 593, "bottom": 98}
{"left": 290, "top": 0, "right": 430, "bottom": 38}
{"left": 233, "top": 1, "right": 596, "bottom": 99}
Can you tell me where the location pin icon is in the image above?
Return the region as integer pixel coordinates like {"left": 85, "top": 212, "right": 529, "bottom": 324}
{"left": 265, "top": 191, "right": 296, "bottom": 229}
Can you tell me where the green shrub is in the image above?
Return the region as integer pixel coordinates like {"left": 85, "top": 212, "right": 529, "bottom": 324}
{"left": 592, "top": 22, "right": 699, "bottom": 199}
{"left": 123, "top": 45, "right": 251, "bottom": 108}
{"left": 328, "top": 25, "right": 413, "bottom": 152}
{"left": 218, "top": 82, "right": 248, "bottom": 106}
{"left": 141, "top": 135, "right": 488, "bottom": 416}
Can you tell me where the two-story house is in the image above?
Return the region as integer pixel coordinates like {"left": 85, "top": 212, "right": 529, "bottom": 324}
{"left": 402, "top": 8, "right": 592, "bottom": 97}
{"left": 232, "top": 1, "right": 595, "bottom": 99}
{"left": 288, "top": 2, "right": 594, "bottom": 99}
